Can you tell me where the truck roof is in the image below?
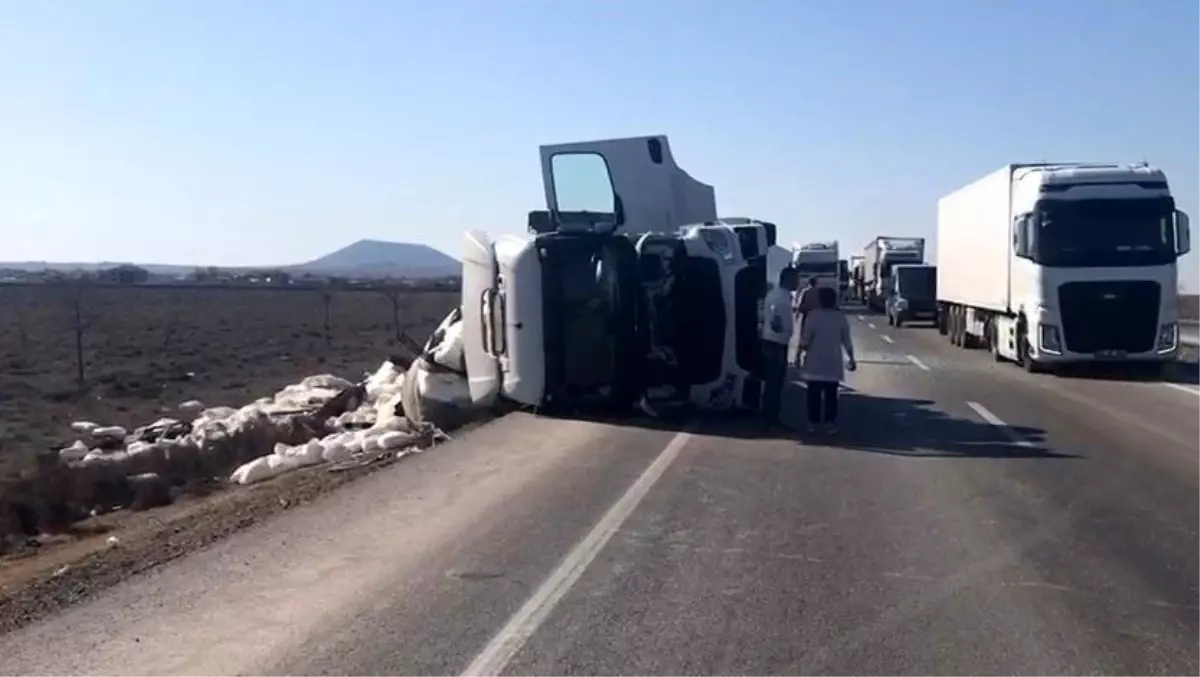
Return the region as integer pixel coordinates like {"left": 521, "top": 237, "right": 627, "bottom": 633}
{"left": 1015, "top": 163, "right": 1167, "bottom": 187}
{"left": 876, "top": 237, "right": 924, "bottom": 251}
{"left": 795, "top": 241, "right": 838, "bottom": 251}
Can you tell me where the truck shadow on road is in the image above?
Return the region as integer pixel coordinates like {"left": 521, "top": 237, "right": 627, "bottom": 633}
{"left": 780, "top": 385, "right": 1074, "bottom": 459}
{"left": 528, "top": 383, "right": 1072, "bottom": 459}
{"left": 1046, "top": 360, "right": 1199, "bottom": 387}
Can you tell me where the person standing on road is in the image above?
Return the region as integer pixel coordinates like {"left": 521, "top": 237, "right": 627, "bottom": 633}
{"left": 792, "top": 276, "right": 821, "bottom": 365}
{"left": 797, "top": 285, "right": 857, "bottom": 435}
{"left": 762, "top": 266, "right": 799, "bottom": 427}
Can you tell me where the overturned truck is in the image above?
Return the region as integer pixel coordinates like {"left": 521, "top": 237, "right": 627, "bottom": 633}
{"left": 461, "top": 135, "right": 790, "bottom": 416}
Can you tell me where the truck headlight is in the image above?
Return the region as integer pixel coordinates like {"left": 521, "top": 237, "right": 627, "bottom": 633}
{"left": 1039, "top": 324, "right": 1062, "bottom": 354}
{"left": 1157, "top": 322, "right": 1178, "bottom": 353}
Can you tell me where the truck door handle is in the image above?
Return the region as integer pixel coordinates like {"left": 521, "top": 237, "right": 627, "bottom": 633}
{"left": 479, "top": 289, "right": 492, "bottom": 354}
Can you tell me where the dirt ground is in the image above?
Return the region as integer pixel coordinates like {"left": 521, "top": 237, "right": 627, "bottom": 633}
{"left": 1180, "top": 294, "right": 1198, "bottom": 321}
{"left": 0, "top": 284, "right": 458, "bottom": 633}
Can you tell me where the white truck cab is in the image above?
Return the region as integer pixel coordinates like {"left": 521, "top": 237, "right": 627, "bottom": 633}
{"left": 792, "top": 241, "right": 841, "bottom": 290}
{"left": 937, "top": 163, "right": 1191, "bottom": 372}
{"left": 463, "top": 135, "right": 783, "bottom": 413}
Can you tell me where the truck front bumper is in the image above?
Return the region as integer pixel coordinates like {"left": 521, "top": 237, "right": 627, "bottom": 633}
{"left": 1030, "top": 347, "right": 1177, "bottom": 366}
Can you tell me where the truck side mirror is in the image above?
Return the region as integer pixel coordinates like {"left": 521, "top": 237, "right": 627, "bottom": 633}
{"left": 527, "top": 210, "right": 554, "bottom": 234}
{"left": 1175, "top": 210, "right": 1191, "bottom": 256}
{"left": 1013, "top": 215, "right": 1030, "bottom": 258}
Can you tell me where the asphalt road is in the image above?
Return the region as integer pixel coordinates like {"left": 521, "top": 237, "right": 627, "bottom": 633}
{"left": 0, "top": 309, "right": 1196, "bottom": 676}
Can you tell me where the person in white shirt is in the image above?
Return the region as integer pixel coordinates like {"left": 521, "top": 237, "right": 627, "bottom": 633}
{"left": 762, "top": 266, "right": 799, "bottom": 426}
{"left": 797, "top": 286, "right": 857, "bottom": 435}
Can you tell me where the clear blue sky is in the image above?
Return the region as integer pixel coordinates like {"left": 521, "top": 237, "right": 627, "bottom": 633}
{"left": 1, "top": 0, "right": 1197, "bottom": 288}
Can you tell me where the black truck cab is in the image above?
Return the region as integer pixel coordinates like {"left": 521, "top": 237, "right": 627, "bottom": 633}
{"left": 886, "top": 264, "right": 938, "bottom": 327}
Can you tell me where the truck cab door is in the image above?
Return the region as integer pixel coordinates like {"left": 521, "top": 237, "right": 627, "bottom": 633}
{"left": 461, "top": 230, "right": 501, "bottom": 405}
{"left": 539, "top": 151, "right": 621, "bottom": 234}
{"left": 539, "top": 136, "right": 716, "bottom": 235}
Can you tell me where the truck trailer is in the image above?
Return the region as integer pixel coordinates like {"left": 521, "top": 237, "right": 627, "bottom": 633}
{"left": 861, "top": 237, "right": 926, "bottom": 312}
{"left": 935, "top": 163, "right": 1191, "bottom": 373}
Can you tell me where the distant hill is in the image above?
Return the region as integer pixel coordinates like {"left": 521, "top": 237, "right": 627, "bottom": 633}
{"left": 289, "top": 239, "right": 459, "bottom": 278}
{"left": 0, "top": 239, "right": 460, "bottom": 280}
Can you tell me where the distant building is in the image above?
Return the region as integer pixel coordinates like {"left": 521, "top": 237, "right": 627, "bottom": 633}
{"left": 101, "top": 264, "right": 150, "bottom": 285}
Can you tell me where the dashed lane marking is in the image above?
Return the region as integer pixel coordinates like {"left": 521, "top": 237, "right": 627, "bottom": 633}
{"left": 880, "top": 335, "right": 895, "bottom": 344}
{"left": 866, "top": 322, "right": 876, "bottom": 330}
{"left": 462, "top": 429, "right": 694, "bottom": 676}
{"left": 966, "top": 401, "right": 1035, "bottom": 448}
{"left": 905, "top": 354, "right": 931, "bottom": 371}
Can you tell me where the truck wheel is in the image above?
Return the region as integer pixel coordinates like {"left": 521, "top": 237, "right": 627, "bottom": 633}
{"left": 936, "top": 307, "right": 948, "bottom": 336}
{"left": 990, "top": 324, "right": 1005, "bottom": 362}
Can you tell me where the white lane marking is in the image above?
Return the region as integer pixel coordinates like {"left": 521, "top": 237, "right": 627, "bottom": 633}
{"left": 866, "top": 322, "right": 876, "bottom": 329}
{"left": 880, "top": 335, "right": 895, "bottom": 344}
{"left": 462, "top": 430, "right": 693, "bottom": 676}
{"left": 856, "top": 315, "right": 866, "bottom": 322}
{"left": 906, "top": 354, "right": 931, "bottom": 371}
{"left": 966, "top": 401, "right": 1035, "bottom": 448}
{"left": 1161, "top": 382, "right": 1200, "bottom": 396}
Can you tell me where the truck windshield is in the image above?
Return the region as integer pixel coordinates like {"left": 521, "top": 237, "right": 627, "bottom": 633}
{"left": 796, "top": 261, "right": 839, "bottom": 276}
{"left": 1035, "top": 197, "right": 1176, "bottom": 267}
{"left": 896, "top": 267, "right": 936, "bottom": 299}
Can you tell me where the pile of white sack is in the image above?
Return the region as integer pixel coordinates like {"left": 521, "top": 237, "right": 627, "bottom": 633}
{"left": 10, "top": 308, "right": 486, "bottom": 534}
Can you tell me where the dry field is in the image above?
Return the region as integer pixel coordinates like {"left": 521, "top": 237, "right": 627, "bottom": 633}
{"left": 1181, "top": 294, "right": 1198, "bottom": 321}
{"left": 0, "top": 283, "right": 457, "bottom": 631}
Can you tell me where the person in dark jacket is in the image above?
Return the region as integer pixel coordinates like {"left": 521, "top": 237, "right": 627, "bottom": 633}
{"left": 792, "top": 276, "right": 820, "bottom": 365}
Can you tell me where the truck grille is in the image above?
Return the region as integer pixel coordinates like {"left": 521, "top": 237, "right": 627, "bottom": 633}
{"left": 1057, "top": 280, "right": 1159, "bottom": 354}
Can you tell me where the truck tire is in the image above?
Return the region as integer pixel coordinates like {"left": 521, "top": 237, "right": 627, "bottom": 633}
{"left": 989, "top": 323, "right": 1005, "bottom": 362}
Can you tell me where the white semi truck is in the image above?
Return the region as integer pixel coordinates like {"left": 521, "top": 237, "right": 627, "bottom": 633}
{"left": 936, "top": 163, "right": 1191, "bottom": 373}
{"left": 792, "top": 241, "right": 840, "bottom": 289}
{"left": 861, "top": 237, "right": 926, "bottom": 312}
